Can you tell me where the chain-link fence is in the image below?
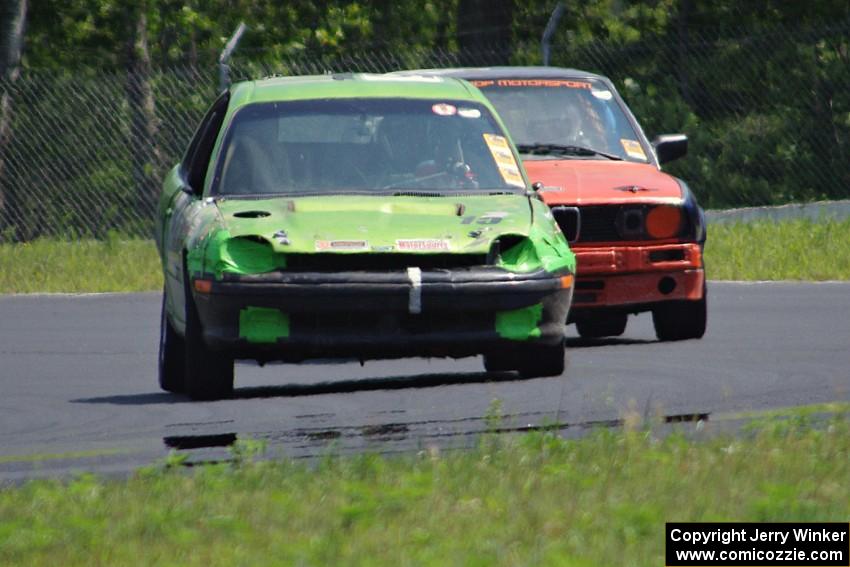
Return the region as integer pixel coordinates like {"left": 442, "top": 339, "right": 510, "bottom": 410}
{"left": 0, "top": 65, "right": 217, "bottom": 241}
{"left": 2, "top": 18, "right": 850, "bottom": 241}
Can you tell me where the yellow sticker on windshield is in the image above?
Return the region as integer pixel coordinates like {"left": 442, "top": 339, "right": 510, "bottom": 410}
{"left": 620, "top": 139, "right": 647, "bottom": 161}
{"left": 483, "top": 133, "right": 525, "bottom": 188}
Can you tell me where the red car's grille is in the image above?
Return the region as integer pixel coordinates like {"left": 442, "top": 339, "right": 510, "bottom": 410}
{"left": 567, "top": 206, "right": 621, "bottom": 243}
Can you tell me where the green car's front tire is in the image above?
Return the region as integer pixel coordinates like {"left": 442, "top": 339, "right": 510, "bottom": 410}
{"left": 183, "top": 279, "right": 234, "bottom": 401}
{"left": 517, "top": 341, "right": 566, "bottom": 378}
{"left": 484, "top": 341, "right": 566, "bottom": 378}
{"left": 483, "top": 350, "right": 515, "bottom": 373}
{"left": 158, "top": 291, "right": 185, "bottom": 393}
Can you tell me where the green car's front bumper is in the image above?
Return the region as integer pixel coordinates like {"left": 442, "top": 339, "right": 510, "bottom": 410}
{"left": 190, "top": 266, "right": 574, "bottom": 362}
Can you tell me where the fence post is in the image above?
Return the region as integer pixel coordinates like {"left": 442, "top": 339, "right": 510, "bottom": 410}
{"left": 0, "top": 0, "right": 27, "bottom": 240}
{"left": 541, "top": 2, "right": 565, "bottom": 66}
{"left": 219, "top": 22, "right": 247, "bottom": 92}
{"left": 125, "top": 5, "right": 162, "bottom": 235}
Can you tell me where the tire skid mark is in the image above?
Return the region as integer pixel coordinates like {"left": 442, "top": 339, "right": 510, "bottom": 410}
{"left": 165, "top": 411, "right": 711, "bottom": 458}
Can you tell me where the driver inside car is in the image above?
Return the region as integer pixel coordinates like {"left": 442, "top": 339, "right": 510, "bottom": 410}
{"left": 414, "top": 120, "right": 479, "bottom": 189}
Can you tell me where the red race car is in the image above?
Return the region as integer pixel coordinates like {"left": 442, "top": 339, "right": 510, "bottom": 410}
{"left": 400, "top": 68, "right": 706, "bottom": 341}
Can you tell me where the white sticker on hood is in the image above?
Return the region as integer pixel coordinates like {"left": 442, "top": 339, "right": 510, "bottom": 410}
{"left": 396, "top": 239, "right": 450, "bottom": 251}
{"left": 315, "top": 240, "right": 369, "bottom": 251}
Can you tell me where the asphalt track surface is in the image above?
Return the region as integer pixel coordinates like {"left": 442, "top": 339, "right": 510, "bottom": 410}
{"left": 1, "top": 281, "right": 848, "bottom": 481}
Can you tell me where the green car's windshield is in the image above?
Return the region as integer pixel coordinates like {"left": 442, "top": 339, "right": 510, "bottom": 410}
{"left": 470, "top": 78, "right": 650, "bottom": 163}
{"left": 212, "top": 98, "right": 527, "bottom": 196}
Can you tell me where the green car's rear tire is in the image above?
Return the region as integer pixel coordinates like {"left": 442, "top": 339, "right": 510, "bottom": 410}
{"left": 652, "top": 294, "right": 707, "bottom": 342}
{"left": 158, "top": 290, "right": 185, "bottom": 393}
{"left": 183, "top": 280, "right": 234, "bottom": 401}
{"left": 575, "top": 312, "right": 628, "bottom": 339}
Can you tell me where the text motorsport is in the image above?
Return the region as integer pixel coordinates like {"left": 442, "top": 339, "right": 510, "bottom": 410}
{"left": 666, "top": 523, "right": 849, "bottom": 567}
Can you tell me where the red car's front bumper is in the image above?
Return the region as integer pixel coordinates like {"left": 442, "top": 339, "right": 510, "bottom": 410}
{"left": 571, "top": 242, "right": 704, "bottom": 309}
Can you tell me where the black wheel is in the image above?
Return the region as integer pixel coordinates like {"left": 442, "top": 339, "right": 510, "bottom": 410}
{"left": 575, "top": 312, "right": 628, "bottom": 339}
{"left": 516, "top": 341, "right": 566, "bottom": 378}
{"left": 483, "top": 350, "right": 515, "bottom": 373}
{"left": 158, "top": 290, "right": 185, "bottom": 393}
{"left": 183, "top": 277, "right": 234, "bottom": 400}
{"left": 652, "top": 294, "right": 707, "bottom": 341}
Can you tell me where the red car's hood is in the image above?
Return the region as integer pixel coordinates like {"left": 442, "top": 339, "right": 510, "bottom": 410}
{"left": 523, "top": 159, "right": 683, "bottom": 206}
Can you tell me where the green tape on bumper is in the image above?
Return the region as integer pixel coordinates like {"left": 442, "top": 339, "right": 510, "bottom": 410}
{"left": 239, "top": 307, "right": 290, "bottom": 343}
{"left": 495, "top": 303, "right": 543, "bottom": 341}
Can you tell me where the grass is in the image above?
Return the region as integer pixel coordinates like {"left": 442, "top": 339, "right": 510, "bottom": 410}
{"left": 0, "top": 218, "right": 848, "bottom": 294}
{"left": 0, "top": 448, "right": 133, "bottom": 465}
{"left": 0, "top": 236, "right": 161, "bottom": 293}
{"left": 705, "top": 218, "right": 850, "bottom": 280}
{"left": 0, "top": 416, "right": 848, "bottom": 566}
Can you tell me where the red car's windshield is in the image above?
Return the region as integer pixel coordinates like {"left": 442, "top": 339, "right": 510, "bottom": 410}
{"left": 471, "top": 78, "right": 649, "bottom": 163}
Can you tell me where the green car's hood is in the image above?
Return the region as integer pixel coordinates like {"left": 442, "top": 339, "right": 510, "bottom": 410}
{"left": 214, "top": 193, "right": 534, "bottom": 254}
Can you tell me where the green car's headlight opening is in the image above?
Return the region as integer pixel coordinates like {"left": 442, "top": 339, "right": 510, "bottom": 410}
{"left": 222, "top": 236, "right": 285, "bottom": 274}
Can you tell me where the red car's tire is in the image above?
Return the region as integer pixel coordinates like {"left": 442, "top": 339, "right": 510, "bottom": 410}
{"left": 652, "top": 291, "right": 707, "bottom": 342}
{"left": 575, "top": 312, "right": 628, "bottom": 339}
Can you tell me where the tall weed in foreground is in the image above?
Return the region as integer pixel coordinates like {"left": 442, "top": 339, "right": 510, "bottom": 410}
{"left": 0, "top": 418, "right": 848, "bottom": 566}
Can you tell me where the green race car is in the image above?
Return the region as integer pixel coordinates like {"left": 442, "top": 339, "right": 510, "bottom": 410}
{"left": 155, "top": 73, "right": 576, "bottom": 400}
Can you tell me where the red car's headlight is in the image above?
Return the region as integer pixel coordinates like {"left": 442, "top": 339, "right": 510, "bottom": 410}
{"left": 645, "top": 205, "right": 683, "bottom": 239}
